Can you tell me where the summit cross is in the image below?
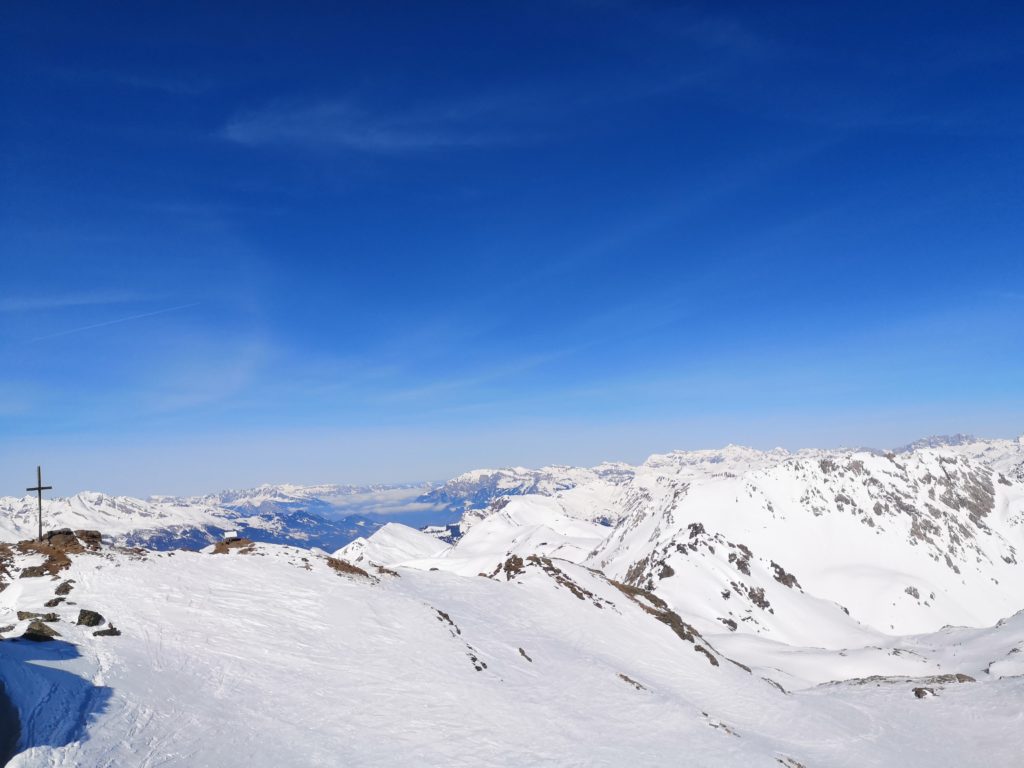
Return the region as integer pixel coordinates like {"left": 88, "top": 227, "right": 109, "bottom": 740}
{"left": 26, "top": 465, "right": 52, "bottom": 543}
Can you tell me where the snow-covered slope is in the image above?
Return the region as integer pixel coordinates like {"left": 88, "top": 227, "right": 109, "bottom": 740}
{"left": 910, "top": 434, "right": 1024, "bottom": 481}
{"left": 407, "top": 496, "right": 613, "bottom": 577}
{"left": 421, "top": 462, "right": 633, "bottom": 521}
{"left": 335, "top": 522, "right": 451, "bottom": 567}
{"left": 342, "top": 439, "right": 1024, "bottom": 647}
{"left": 591, "top": 447, "right": 1024, "bottom": 641}
{"left": 336, "top": 439, "right": 1024, "bottom": 648}
{"left": 3, "top": 435, "right": 1024, "bottom": 765}
{"left": 337, "top": 437, "right": 1024, "bottom": 646}
{"left": 2, "top": 533, "right": 1021, "bottom": 767}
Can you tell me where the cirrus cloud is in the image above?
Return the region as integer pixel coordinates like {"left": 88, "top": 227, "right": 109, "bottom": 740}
{"left": 222, "top": 99, "right": 526, "bottom": 152}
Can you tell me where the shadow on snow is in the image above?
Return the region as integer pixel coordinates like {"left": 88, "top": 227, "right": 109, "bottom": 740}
{"left": 0, "top": 638, "right": 112, "bottom": 766}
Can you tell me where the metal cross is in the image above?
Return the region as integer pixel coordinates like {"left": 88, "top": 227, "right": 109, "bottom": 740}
{"left": 26, "top": 466, "right": 52, "bottom": 543}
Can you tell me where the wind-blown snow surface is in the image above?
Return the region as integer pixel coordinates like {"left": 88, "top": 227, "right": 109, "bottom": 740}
{"left": 3, "top": 541, "right": 1023, "bottom": 767}
{"left": 3, "top": 435, "right": 1024, "bottom": 766}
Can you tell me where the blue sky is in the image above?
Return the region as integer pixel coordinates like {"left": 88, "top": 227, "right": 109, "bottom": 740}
{"left": 2, "top": 2, "right": 1023, "bottom": 495}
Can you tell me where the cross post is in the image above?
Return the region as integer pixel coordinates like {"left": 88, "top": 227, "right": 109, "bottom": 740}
{"left": 26, "top": 466, "right": 52, "bottom": 543}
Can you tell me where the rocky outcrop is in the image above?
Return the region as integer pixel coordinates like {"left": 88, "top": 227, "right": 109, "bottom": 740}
{"left": 610, "top": 580, "right": 721, "bottom": 667}
{"left": 16, "top": 612, "right": 58, "bottom": 623}
{"left": 77, "top": 609, "right": 106, "bottom": 627}
{"left": 21, "top": 620, "right": 61, "bottom": 642}
{"left": 211, "top": 537, "right": 256, "bottom": 555}
{"left": 15, "top": 529, "right": 104, "bottom": 578}
{"left": 325, "top": 556, "right": 371, "bottom": 579}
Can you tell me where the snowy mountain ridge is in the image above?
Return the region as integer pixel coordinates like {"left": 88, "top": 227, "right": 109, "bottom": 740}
{"left": 1, "top": 434, "right": 1021, "bottom": 551}
{"left": 183, "top": 480, "right": 429, "bottom": 509}
{"left": 340, "top": 437, "right": 1024, "bottom": 642}
{"left": 2, "top": 434, "right": 1024, "bottom": 765}
{"left": 0, "top": 489, "right": 386, "bottom": 552}
{"left": 3, "top": 505, "right": 1024, "bottom": 765}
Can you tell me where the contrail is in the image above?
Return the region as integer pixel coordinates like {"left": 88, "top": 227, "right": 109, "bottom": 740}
{"left": 29, "top": 302, "right": 200, "bottom": 342}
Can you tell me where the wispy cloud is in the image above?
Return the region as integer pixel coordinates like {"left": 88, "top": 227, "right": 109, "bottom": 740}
{"left": 28, "top": 303, "right": 200, "bottom": 342}
{"left": 222, "top": 99, "right": 526, "bottom": 152}
{"left": 319, "top": 486, "right": 445, "bottom": 517}
{"left": 217, "top": 15, "right": 774, "bottom": 157}
{"left": 0, "top": 292, "right": 148, "bottom": 313}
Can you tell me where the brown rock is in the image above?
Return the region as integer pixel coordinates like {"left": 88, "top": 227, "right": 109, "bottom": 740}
{"left": 74, "top": 530, "right": 102, "bottom": 550}
{"left": 16, "top": 540, "right": 73, "bottom": 576}
{"left": 211, "top": 538, "right": 256, "bottom": 555}
{"left": 16, "top": 612, "right": 58, "bottom": 622}
{"left": 43, "top": 529, "right": 80, "bottom": 551}
{"left": 325, "top": 556, "right": 370, "bottom": 578}
{"left": 76, "top": 609, "right": 106, "bottom": 627}
{"left": 22, "top": 620, "right": 60, "bottom": 642}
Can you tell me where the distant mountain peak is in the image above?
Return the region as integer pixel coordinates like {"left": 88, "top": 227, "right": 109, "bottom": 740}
{"left": 894, "top": 434, "right": 979, "bottom": 453}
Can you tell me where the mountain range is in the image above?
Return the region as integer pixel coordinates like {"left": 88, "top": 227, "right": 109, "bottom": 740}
{"left": 1, "top": 433, "right": 1023, "bottom": 765}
